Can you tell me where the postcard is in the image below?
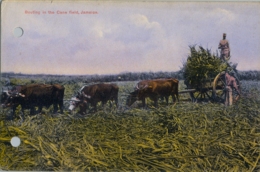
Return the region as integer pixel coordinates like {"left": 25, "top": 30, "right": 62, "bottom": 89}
{"left": 1, "top": 1, "right": 260, "bottom": 171}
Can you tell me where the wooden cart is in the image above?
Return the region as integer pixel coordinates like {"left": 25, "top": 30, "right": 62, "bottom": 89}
{"left": 179, "top": 68, "right": 241, "bottom": 105}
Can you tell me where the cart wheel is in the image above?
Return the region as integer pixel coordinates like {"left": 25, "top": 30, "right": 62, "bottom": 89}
{"left": 212, "top": 71, "right": 241, "bottom": 105}
{"left": 189, "top": 86, "right": 214, "bottom": 103}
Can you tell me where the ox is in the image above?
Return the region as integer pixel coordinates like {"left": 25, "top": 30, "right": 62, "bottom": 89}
{"left": 69, "top": 83, "right": 119, "bottom": 115}
{"left": 126, "top": 79, "right": 179, "bottom": 107}
{"left": 1, "top": 84, "right": 65, "bottom": 119}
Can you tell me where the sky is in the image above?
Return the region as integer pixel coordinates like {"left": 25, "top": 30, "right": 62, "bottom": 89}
{"left": 1, "top": 1, "right": 260, "bottom": 75}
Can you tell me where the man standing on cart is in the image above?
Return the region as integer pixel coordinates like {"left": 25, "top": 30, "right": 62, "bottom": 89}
{"left": 218, "top": 33, "right": 230, "bottom": 61}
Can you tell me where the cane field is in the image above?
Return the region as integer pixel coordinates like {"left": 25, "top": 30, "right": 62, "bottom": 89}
{"left": 0, "top": 75, "right": 260, "bottom": 171}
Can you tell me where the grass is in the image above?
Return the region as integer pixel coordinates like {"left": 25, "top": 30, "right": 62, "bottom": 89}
{"left": 0, "top": 79, "right": 260, "bottom": 171}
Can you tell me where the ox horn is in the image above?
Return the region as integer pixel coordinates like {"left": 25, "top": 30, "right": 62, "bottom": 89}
{"left": 6, "top": 88, "right": 12, "bottom": 96}
{"left": 82, "top": 92, "right": 91, "bottom": 99}
{"left": 6, "top": 91, "right": 10, "bottom": 96}
{"left": 142, "top": 85, "right": 149, "bottom": 89}
{"left": 18, "top": 93, "right": 25, "bottom": 97}
{"left": 71, "top": 97, "right": 81, "bottom": 102}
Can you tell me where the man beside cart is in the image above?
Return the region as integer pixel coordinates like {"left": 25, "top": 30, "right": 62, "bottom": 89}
{"left": 224, "top": 71, "right": 240, "bottom": 106}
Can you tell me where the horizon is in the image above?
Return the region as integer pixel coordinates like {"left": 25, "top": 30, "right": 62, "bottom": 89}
{"left": 1, "top": 69, "right": 181, "bottom": 77}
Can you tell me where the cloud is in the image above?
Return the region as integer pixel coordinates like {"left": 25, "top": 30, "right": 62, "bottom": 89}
{"left": 209, "top": 8, "right": 236, "bottom": 25}
{"left": 129, "top": 14, "right": 161, "bottom": 30}
{"left": 141, "top": 35, "right": 187, "bottom": 72}
{"left": 87, "top": 21, "right": 119, "bottom": 41}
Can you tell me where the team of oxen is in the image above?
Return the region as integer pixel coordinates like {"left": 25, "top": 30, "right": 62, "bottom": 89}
{"left": 0, "top": 78, "right": 179, "bottom": 119}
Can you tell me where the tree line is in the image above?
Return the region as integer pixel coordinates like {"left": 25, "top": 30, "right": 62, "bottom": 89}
{"left": 1, "top": 70, "right": 260, "bottom": 86}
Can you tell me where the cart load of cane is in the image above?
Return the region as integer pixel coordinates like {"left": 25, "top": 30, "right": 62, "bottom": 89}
{"left": 183, "top": 45, "right": 230, "bottom": 89}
